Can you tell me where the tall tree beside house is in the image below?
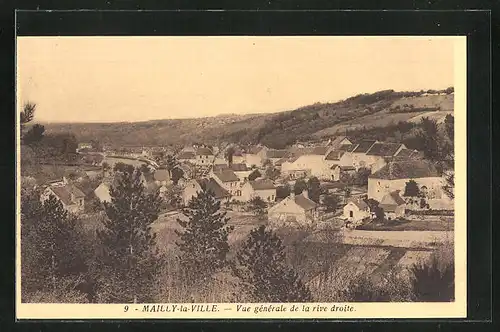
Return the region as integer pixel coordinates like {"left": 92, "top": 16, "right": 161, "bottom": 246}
{"left": 20, "top": 102, "right": 36, "bottom": 131}
{"left": 171, "top": 167, "right": 184, "bottom": 185}
{"left": 232, "top": 225, "right": 312, "bottom": 302}
{"left": 404, "top": 180, "right": 421, "bottom": 197}
{"left": 306, "top": 176, "right": 324, "bottom": 203}
{"left": 175, "top": 189, "right": 234, "bottom": 287}
{"left": 95, "top": 167, "right": 162, "bottom": 303}
{"left": 293, "top": 179, "right": 308, "bottom": 195}
{"left": 165, "top": 154, "right": 179, "bottom": 178}
{"left": 322, "top": 193, "right": 340, "bottom": 213}
{"left": 417, "top": 117, "right": 440, "bottom": 163}
{"left": 249, "top": 196, "right": 267, "bottom": 220}
{"left": 224, "top": 146, "right": 235, "bottom": 166}
{"left": 21, "top": 191, "right": 89, "bottom": 302}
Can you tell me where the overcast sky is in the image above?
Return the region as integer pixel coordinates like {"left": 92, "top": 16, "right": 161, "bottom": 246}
{"left": 17, "top": 36, "right": 458, "bottom": 123}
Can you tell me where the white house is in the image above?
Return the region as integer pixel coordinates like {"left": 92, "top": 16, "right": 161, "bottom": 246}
{"left": 379, "top": 190, "right": 406, "bottom": 220}
{"left": 350, "top": 140, "right": 378, "bottom": 170}
{"left": 177, "top": 151, "right": 197, "bottom": 164}
{"left": 367, "top": 160, "right": 443, "bottom": 202}
{"left": 343, "top": 198, "right": 370, "bottom": 223}
{"left": 94, "top": 182, "right": 113, "bottom": 203}
{"left": 194, "top": 147, "right": 215, "bottom": 166}
{"left": 268, "top": 190, "right": 319, "bottom": 227}
{"left": 364, "top": 142, "right": 406, "bottom": 172}
{"left": 281, "top": 146, "right": 332, "bottom": 180}
{"left": 240, "top": 179, "right": 276, "bottom": 203}
{"left": 42, "top": 184, "right": 85, "bottom": 214}
{"left": 153, "top": 168, "right": 171, "bottom": 186}
{"left": 244, "top": 145, "right": 269, "bottom": 168}
{"left": 182, "top": 178, "right": 231, "bottom": 206}
{"left": 211, "top": 169, "right": 242, "bottom": 199}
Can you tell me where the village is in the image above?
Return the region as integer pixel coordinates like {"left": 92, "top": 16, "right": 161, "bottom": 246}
{"left": 35, "top": 133, "right": 454, "bottom": 237}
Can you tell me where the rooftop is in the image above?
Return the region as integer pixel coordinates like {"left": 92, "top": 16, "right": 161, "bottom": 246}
{"left": 197, "top": 178, "right": 231, "bottom": 199}
{"left": 366, "top": 143, "right": 404, "bottom": 157}
{"left": 213, "top": 169, "right": 239, "bottom": 182}
{"left": 249, "top": 179, "right": 276, "bottom": 190}
{"left": 369, "top": 160, "right": 439, "bottom": 180}
{"left": 294, "top": 193, "right": 318, "bottom": 211}
{"left": 352, "top": 140, "right": 378, "bottom": 153}
{"left": 49, "top": 184, "right": 85, "bottom": 206}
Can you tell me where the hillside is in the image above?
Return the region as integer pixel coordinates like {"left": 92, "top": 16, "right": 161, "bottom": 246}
{"left": 43, "top": 88, "right": 454, "bottom": 149}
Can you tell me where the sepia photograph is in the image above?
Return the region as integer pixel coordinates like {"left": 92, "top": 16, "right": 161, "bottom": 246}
{"left": 16, "top": 36, "right": 466, "bottom": 319}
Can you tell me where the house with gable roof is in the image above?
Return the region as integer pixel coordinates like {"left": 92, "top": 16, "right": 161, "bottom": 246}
{"left": 244, "top": 145, "right": 270, "bottom": 168}
{"left": 268, "top": 190, "right": 319, "bottom": 227}
{"left": 350, "top": 140, "right": 379, "bottom": 170}
{"left": 194, "top": 147, "right": 215, "bottom": 166}
{"left": 379, "top": 190, "right": 406, "bottom": 219}
{"left": 343, "top": 198, "right": 371, "bottom": 223}
{"left": 211, "top": 169, "right": 242, "bottom": 199}
{"left": 42, "top": 183, "right": 86, "bottom": 214}
{"left": 367, "top": 160, "right": 443, "bottom": 202}
{"left": 364, "top": 142, "right": 406, "bottom": 172}
{"left": 182, "top": 178, "right": 231, "bottom": 206}
{"left": 240, "top": 179, "right": 277, "bottom": 203}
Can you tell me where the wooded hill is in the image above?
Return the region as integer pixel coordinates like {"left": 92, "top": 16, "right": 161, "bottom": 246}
{"left": 43, "top": 88, "right": 454, "bottom": 149}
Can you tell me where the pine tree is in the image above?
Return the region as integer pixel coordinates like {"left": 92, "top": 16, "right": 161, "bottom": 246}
{"left": 232, "top": 225, "right": 312, "bottom": 302}
{"left": 96, "top": 167, "right": 162, "bottom": 303}
{"left": 21, "top": 192, "right": 88, "bottom": 302}
{"left": 175, "top": 188, "right": 234, "bottom": 286}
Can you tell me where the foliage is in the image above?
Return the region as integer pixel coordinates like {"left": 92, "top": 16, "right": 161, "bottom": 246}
{"left": 410, "top": 254, "right": 454, "bottom": 302}
{"left": 265, "top": 166, "right": 280, "bottom": 181}
{"left": 374, "top": 206, "right": 385, "bottom": 220}
{"left": 249, "top": 196, "right": 267, "bottom": 220}
{"left": 165, "top": 154, "right": 179, "bottom": 177}
{"left": 20, "top": 102, "right": 36, "bottom": 127}
{"left": 442, "top": 172, "right": 454, "bottom": 200}
{"left": 113, "top": 162, "right": 134, "bottom": 174}
{"left": 417, "top": 117, "right": 440, "bottom": 162}
{"left": 322, "top": 193, "right": 340, "bottom": 213}
{"left": 306, "top": 176, "right": 323, "bottom": 203}
{"left": 248, "top": 169, "right": 261, "bottom": 181}
{"left": 404, "top": 180, "right": 421, "bottom": 197}
{"left": 353, "top": 167, "right": 371, "bottom": 186}
{"left": 165, "top": 184, "right": 183, "bottom": 209}
{"left": 23, "top": 124, "right": 46, "bottom": 145}
{"left": 232, "top": 225, "right": 312, "bottom": 302}
{"left": 175, "top": 188, "right": 234, "bottom": 287}
{"left": 224, "top": 146, "right": 235, "bottom": 165}
{"left": 276, "top": 184, "right": 291, "bottom": 199}
{"left": 21, "top": 192, "right": 89, "bottom": 302}
{"left": 96, "top": 167, "right": 162, "bottom": 303}
{"left": 293, "top": 179, "right": 308, "bottom": 195}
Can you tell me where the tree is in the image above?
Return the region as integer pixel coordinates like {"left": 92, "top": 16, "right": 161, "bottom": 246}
{"left": 374, "top": 206, "right": 385, "bottom": 221}
{"left": 21, "top": 192, "right": 89, "bottom": 302}
{"left": 410, "top": 256, "right": 454, "bottom": 302}
{"left": 165, "top": 154, "right": 179, "bottom": 178}
{"left": 171, "top": 167, "right": 184, "bottom": 185}
{"left": 175, "top": 188, "right": 234, "bottom": 286}
{"left": 113, "top": 162, "right": 134, "bottom": 174}
{"left": 165, "top": 184, "right": 182, "bottom": 209}
{"left": 232, "top": 225, "right": 312, "bottom": 302}
{"left": 404, "top": 180, "right": 420, "bottom": 197}
{"left": 293, "top": 179, "right": 308, "bottom": 195}
{"left": 265, "top": 166, "right": 280, "bottom": 181}
{"left": 96, "top": 167, "right": 162, "bottom": 303}
{"left": 248, "top": 169, "right": 261, "bottom": 181}
{"left": 417, "top": 117, "right": 440, "bottom": 162}
{"left": 353, "top": 167, "right": 371, "bottom": 186}
{"left": 224, "top": 146, "right": 235, "bottom": 166}
{"left": 444, "top": 114, "right": 454, "bottom": 143}
{"left": 249, "top": 196, "right": 267, "bottom": 220}
{"left": 306, "top": 176, "right": 323, "bottom": 203}
{"left": 20, "top": 102, "right": 36, "bottom": 131}
{"left": 276, "top": 184, "right": 291, "bottom": 200}
{"left": 139, "top": 164, "right": 151, "bottom": 178}
{"left": 322, "top": 194, "right": 340, "bottom": 213}
{"left": 442, "top": 171, "right": 454, "bottom": 200}
{"left": 23, "top": 124, "right": 45, "bottom": 145}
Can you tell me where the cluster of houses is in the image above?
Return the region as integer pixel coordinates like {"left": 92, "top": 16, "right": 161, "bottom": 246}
{"left": 38, "top": 135, "right": 453, "bottom": 230}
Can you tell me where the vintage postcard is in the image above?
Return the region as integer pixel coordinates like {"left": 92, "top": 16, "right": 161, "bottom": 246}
{"left": 16, "top": 36, "right": 466, "bottom": 319}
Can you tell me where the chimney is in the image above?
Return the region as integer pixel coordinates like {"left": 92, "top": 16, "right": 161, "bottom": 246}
{"left": 302, "top": 189, "right": 309, "bottom": 199}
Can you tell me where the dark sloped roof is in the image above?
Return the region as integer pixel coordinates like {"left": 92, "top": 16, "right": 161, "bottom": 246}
{"left": 266, "top": 149, "right": 289, "bottom": 159}
{"left": 352, "top": 140, "right": 378, "bottom": 153}
{"left": 248, "top": 146, "right": 265, "bottom": 154}
{"left": 50, "top": 184, "right": 85, "bottom": 206}
{"left": 338, "top": 144, "right": 358, "bottom": 153}
{"left": 213, "top": 170, "right": 239, "bottom": 182}
{"left": 196, "top": 147, "right": 214, "bottom": 156}
{"left": 178, "top": 151, "right": 196, "bottom": 159}
{"left": 213, "top": 163, "right": 249, "bottom": 172}
{"left": 329, "top": 136, "right": 349, "bottom": 148}
{"left": 325, "top": 150, "right": 345, "bottom": 161}
{"left": 197, "top": 178, "right": 230, "bottom": 199}
{"left": 347, "top": 198, "right": 369, "bottom": 210}
{"left": 249, "top": 180, "right": 276, "bottom": 190}
{"left": 294, "top": 194, "right": 318, "bottom": 211}
{"left": 340, "top": 166, "right": 356, "bottom": 171}
{"left": 394, "top": 148, "right": 416, "bottom": 159}
{"left": 366, "top": 143, "right": 404, "bottom": 156}
{"left": 311, "top": 146, "right": 330, "bottom": 156}
{"left": 369, "top": 160, "right": 439, "bottom": 180}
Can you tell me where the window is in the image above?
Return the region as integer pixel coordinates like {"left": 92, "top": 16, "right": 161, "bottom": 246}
{"left": 349, "top": 211, "right": 353, "bottom": 218}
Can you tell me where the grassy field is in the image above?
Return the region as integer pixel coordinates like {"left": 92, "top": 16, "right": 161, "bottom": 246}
{"left": 357, "top": 217, "right": 454, "bottom": 231}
